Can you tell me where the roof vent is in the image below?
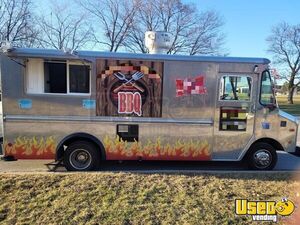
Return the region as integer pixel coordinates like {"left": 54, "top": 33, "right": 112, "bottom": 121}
{"left": 63, "top": 47, "right": 77, "bottom": 55}
{"left": 145, "top": 31, "right": 173, "bottom": 54}
{"left": 0, "top": 41, "right": 14, "bottom": 53}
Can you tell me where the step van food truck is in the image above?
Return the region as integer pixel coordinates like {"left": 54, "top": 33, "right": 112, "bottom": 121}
{"left": 0, "top": 41, "right": 299, "bottom": 170}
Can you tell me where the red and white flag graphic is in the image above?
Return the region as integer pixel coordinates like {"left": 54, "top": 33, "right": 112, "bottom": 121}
{"left": 176, "top": 76, "right": 207, "bottom": 97}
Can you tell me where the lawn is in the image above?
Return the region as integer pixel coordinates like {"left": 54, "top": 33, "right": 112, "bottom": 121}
{"left": 277, "top": 95, "right": 300, "bottom": 116}
{"left": 0, "top": 173, "right": 299, "bottom": 225}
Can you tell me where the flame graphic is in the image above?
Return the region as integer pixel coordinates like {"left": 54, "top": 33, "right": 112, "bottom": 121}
{"left": 4, "top": 135, "right": 210, "bottom": 160}
{"left": 4, "top": 136, "right": 56, "bottom": 159}
{"left": 104, "top": 135, "right": 211, "bottom": 160}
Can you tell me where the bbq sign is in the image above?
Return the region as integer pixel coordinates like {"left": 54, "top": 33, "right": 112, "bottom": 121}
{"left": 118, "top": 92, "right": 142, "bottom": 116}
{"left": 113, "top": 71, "right": 144, "bottom": 116}
{"left": 96, "top": 60, "right": 163, "bottom": 117}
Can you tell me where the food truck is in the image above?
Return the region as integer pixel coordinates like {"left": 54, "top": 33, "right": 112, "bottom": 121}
{"left": 0, "top": 40, "right": 299, "bottom": 171}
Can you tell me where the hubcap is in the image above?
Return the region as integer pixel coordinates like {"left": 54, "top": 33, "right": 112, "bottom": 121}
{"left": 69, "top": 149, "right": 92, "bottom": 170}
{"left": 253, "top": 149, "right": 272, "bottom": 169}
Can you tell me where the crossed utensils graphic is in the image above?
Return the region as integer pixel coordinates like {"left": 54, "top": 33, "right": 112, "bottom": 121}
{"left": 113, "top": 71, "right": 145, "bottom": 93}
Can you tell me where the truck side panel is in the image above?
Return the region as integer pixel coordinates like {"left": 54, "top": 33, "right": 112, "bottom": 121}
{"left": 2, "top": 56, "right": 216, "bottom": 160}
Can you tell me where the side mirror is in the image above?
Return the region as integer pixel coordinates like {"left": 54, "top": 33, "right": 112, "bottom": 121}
{"left": 266, "top": 103, "right": 276, "bottom": 111}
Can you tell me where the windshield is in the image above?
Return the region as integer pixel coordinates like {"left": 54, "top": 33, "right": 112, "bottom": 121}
{"left": 260, "top": 70, "right": 276, "bottom": 105}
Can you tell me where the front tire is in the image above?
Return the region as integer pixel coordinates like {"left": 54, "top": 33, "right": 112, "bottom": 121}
{"left": 245, "top": 142, "right": 277, "bottom": 170}
{"left": 63, "top": 141, "right": 100, "bottom": 171}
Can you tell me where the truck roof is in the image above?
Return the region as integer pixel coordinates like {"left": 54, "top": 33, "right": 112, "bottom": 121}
{"left": 5, "top": 48, "right": 271, "bottom": 64}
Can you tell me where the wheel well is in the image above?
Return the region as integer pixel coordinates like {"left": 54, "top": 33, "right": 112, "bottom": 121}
{"left": 242, "top": 138, "right": 283, "bottom": 160}
{"left": 56, "top": 133, "right": 106, "bottom": 161}
{"left": 251, "top": 138, "right": 284, "bottom": 151}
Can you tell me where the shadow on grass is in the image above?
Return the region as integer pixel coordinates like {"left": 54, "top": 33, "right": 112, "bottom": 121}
{"left": 100, "top": 160, "right": 247, "bottom": 171}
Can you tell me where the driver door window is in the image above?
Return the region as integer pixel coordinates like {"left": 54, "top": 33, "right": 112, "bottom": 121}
{"left": 219, "top": 75, "right": 252, "bottom": 101}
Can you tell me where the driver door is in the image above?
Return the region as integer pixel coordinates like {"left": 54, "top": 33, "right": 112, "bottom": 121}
{"left": 213, "top": 73, "right": 257, "bottom": 160}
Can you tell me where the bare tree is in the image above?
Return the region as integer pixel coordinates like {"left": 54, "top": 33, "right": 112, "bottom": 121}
{"left": 158, "top": 0, "right": 197, "bottom": 55}
{"left": 36, "top": 2, "right": 94, "bottom": 50}
{"left": 124, "top": 0, "right": 160, "bottom": 53}
{"left": 267, "top": 22, "right": 300, "bottom": 104}
{"left": 0, "top": 0, "right": 37, "bottom": 47}
{"left": 125, "top": 0, "right": 225, "bottom": 55}
{"left": 78, "top": 0, "right": 141, "bottom": 52}
{"left": 187, "top": 11, "right": 225, "bottom": 55}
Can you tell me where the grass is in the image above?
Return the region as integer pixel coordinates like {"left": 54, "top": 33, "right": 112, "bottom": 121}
{"left": 0, "top": 173, "right": 299, "bottom": 225}
{"left": 277, "top": 96, "right": 300, "bottom": 116}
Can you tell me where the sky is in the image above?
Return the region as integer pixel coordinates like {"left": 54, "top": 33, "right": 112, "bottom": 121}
{"left": 33, "top": 0, "right": 300, "bottom": 62}
{"left": 184, "top": 0, "right": 300, "bottom": 60}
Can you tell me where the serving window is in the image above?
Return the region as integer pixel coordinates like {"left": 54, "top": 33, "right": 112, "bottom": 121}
{"left": 44, "top": 61, "right": 67, "bottom": 93}
{"left": 26, "top": 58, "right": 91, "bottom": 95}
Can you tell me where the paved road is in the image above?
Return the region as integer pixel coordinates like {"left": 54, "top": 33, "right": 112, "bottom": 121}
{"left": 0, "top": 151, "right": 299, "bottom": 173}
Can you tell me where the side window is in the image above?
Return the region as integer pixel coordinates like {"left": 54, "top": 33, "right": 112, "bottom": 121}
{"left": 69, "top": 65, "right": 90, "bottom": 93}
{"left": 26, "top": 58, "right": 90, "bottom": 95}
{"left": 44, "top": 62, "right": 67, "bottom": 93}
{"left": 260, "top": 71, "right": 276, "bottom": 105}
{"left": 219, "top": 75, "right": 252, "bottom": 101}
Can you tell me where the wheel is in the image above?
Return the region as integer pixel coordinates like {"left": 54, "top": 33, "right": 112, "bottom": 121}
{"left": 63, "top": 141, "right": 100, "bottom": 171}
{"left": 245, "top": 142, "right": 277, "bottom": 170}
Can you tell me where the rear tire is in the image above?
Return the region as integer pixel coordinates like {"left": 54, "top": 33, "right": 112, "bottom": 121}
{"left": 63, "top": 141, "right": 100, "bottom": 171}
{"left": 245, "top": 142, "right": 277, "bottom": 170}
